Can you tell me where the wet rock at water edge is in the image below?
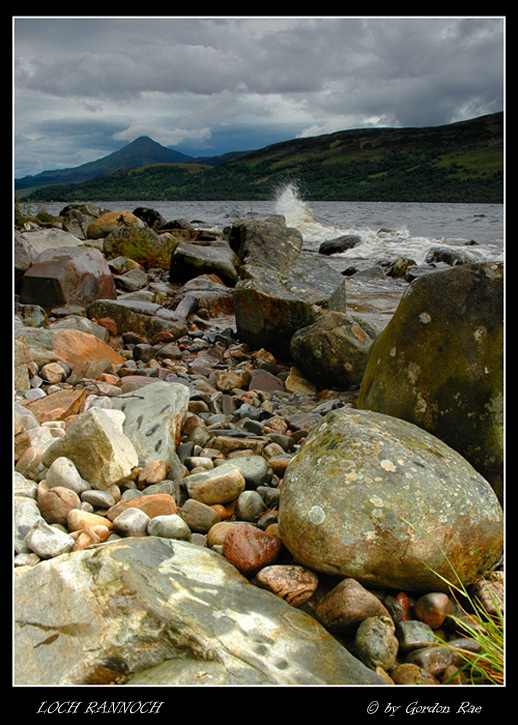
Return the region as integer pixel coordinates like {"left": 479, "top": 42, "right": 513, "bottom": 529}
{"left": 169, "top": 240, "right": 240, "bottom": 287}
{"left": 228, "top": 215, "right": 303, "bottom": 271}
{"left": 290, "top": 310, "right": 377, "bottom": 389}
{"left": 318, "top": 235, "right": 362, "bottom": 255}
{"left": 233, "top": 253, "right": 347, "bottom": 357}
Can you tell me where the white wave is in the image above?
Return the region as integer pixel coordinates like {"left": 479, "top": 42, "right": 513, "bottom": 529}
{"left": 273, "top": 181, "right": 503, "bottom": 265}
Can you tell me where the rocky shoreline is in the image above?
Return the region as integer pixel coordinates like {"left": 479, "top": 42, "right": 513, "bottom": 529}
{"left": 14, "top": 203, "right": 504, "bottom": 686}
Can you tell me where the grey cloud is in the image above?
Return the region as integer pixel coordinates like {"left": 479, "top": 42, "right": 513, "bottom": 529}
{"left": 14, "top": 16, "right": 504, "bottom": 177}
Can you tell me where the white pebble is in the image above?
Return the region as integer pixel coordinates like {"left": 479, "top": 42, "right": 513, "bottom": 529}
{"left": 26, "top": 519, "right": 75, "bottom": 559}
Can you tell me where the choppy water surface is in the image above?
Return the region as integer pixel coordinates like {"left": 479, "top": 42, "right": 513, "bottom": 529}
{"left": 40, "top": 184, "right": 503, "bottom": 331}
{"left": 40, "top": 182, "right": 503, "bottom": 263}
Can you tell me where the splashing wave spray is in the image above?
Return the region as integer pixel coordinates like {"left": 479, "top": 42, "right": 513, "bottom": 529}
{"left": 272, "top": 180, "right": 501, "bottom": 265}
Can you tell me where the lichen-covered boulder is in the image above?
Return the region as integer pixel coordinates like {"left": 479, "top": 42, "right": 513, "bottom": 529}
{"left": 233, "top": 253, "right": 347, "bottom": 357}
{"left": 357, "top": 262, "right": 503, "bottom": 501}
{"left": 290, "top": 310, "right": 378, "bottom": 389}
{"left": 278, "top": 407, "right": 503, "bottom": 593}
{"left": 86, "top": 210, "right": 146, "bottom": 239}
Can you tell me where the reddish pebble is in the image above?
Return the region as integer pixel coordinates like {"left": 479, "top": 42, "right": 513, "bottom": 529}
{"left": 414, "top": 592, "right": 455, "bottom": 629}
{"left": 222, "top": 522, "right": 282, "bottom": 576}
{"left": 96, "top": 317, "right": 117, "bottom": 336}
{"left": 396, "top": 591, "right": 413, "bottom": 620}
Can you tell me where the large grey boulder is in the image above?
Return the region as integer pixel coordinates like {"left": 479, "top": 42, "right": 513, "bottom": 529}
{"left": 14, "top": 231, "right": 38, "bottom": 294}
{"left": 19, "top": 228, "right": 85, "bottom": 254}
{"left": 357, "top": 262, "right": 504, "bottom": 501}
{"left": 229, "top": 214, "right": 303, "bottom": 271}
{"left": 278, "top": 407, "right": 503, "bottom": 593}
{"left": 41, "top": 407, "right": 139, "bottom": 490}
{"left": 233, "top": 253, "right": 347, "bottom": 357}
{"left": 14, "top": 537, "right": 386, "bottom": 686}
{"left": 169, "top": 240, "right": 239, "bottom": 287}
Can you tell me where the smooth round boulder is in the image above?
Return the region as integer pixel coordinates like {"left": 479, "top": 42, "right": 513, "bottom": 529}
{"left": 278, "top": 407, "right": 503, "bottom": 593}
{"left": 86, "top": 210, "right": 145, "bottom": 240}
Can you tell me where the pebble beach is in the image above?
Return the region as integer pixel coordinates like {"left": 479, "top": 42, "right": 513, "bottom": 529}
{"left": 14, "top": 201, "right": 504, "bottom": 687}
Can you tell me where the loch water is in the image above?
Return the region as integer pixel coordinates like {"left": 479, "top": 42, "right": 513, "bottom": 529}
{"left": 39, "top": 183, "right": 504, "bottom": 267}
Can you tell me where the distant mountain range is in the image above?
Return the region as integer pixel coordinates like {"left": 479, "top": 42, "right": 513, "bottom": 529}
{"left": 17, "top": 112, "right": 503, "bottom": 204}
{"left": 15, "top": 136, "right": 245, "bottom": 193}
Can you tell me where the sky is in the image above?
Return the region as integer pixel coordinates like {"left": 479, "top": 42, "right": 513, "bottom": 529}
{"left": 13, "top": 15, "right": 505, "bottom": 179}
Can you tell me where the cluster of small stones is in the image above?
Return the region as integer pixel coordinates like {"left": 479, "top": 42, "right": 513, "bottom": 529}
{"left": 14, "top": 282, "right": 503, "bottom": 686}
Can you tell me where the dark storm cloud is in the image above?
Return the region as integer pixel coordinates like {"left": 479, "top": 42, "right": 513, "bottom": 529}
{"left": 14, "top": 16, "right": 504, "bottom": 178}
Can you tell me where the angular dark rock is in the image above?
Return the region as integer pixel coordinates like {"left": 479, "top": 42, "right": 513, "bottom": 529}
{"left": 229, "top": 214, "right": 303, "bottom": 271}
{"left": 233, "top": 253, "right": 347, "bottom": 357}
{"left": 169, "top": 240, "right": 239, "bottom": 287}
{"left": 20, "top": 246, "right": 117, "bottom": 311}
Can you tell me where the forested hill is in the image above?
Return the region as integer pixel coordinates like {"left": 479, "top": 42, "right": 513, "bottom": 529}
{"left": 23, "top": 112, "right": 503, "bottom": 204}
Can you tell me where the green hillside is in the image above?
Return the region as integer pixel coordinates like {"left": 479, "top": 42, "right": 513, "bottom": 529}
{"left": 25, "top": 112, "right": 503, "bottom": 204}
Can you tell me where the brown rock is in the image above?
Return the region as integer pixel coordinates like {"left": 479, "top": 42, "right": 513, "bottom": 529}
{"left": 404, "top": 645, "right": 456, "bottom": 677}
{"left": 184, "top": 463, "right": 246, "bottom": 505}
{"left": 23, "top": 388, "right": 88, "bottom": 424}
{"left": 261, "top": 416, "right": 288, "bottom": 435}
{"left": 315, "top": 578, "right": 390, "bottom": 633}
{"left": 26, "top": 328, "right": 124, "bottom": 369}
{"left": 267, "top": 456, "right": 292, "bottom": 478}
{"left": 106, "top": 493, "right": 177, "bottom": 521}
{"left": 20, "top": 246, "right": 117, "bottom": 310}
{"left": 222, "top": 522, "right": 282, "bottom": 576}
{"left": 209, "top": 436, "right": 267, "bottom": 456}
{"left": 469, "top": 576, "right": 504, "bottom": 616}
{"left": 95, "top": 317, "right": 118, "bottom": 336}
{"left": 206, "top": 521, "right": 237, "bottom": 548}
{"left": 390, "top": 663, "right": 440, "bottom": 685}
{"left": 255, "top": 564, "right": 319, "bottom": 606}
{"left": 70, "top": 525, "right": 111, "bottom": 550}
{"left": 216, "top": 369, "right": 251, "bottom": 392}
{"left": 86, "top": 210, "right": 145, "bottom": 239}
{"left": 38, "top": 487, "right": 81, "bottom": 527}
{"left": 137, "top": 459, "right": 171, "bottom": 487}
{"left": 67, "top": 509, "right": 113, "bottom": 532}
{"left": 251, "top": 348, "right": 277, "bottom": 367}
{"left": 414, "top": 592, "right": 455, "bottom": 629}
{"left": 248, "top": 369, "right": 285, "bottom": 393}
{"left": 178, "top": 498, "right": 221, "bottom": 534}
{"left": 40, "top": 362, "right": 67, "bottom": 384}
